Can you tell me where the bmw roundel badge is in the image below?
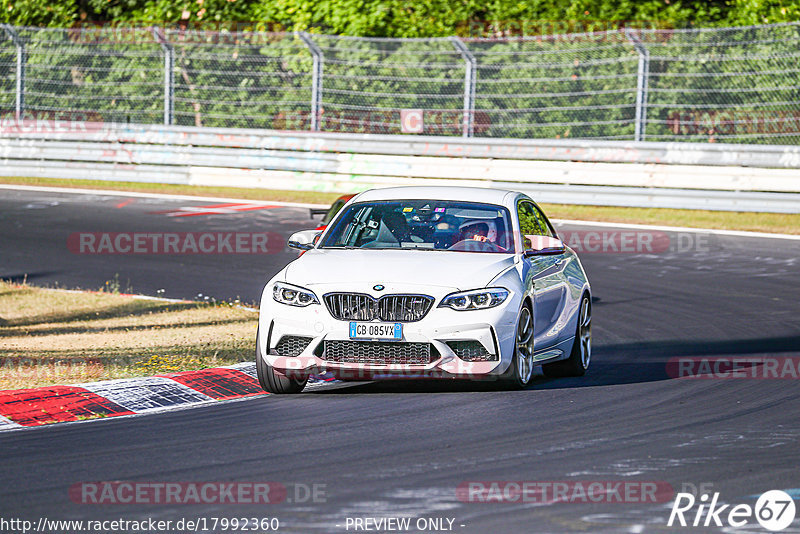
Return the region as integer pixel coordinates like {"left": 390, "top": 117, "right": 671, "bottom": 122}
{"left": 373, "top": 284, "right": 385, "bottom": 291}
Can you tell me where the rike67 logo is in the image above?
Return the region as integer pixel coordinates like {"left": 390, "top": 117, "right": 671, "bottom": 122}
{"left": 668, "top": 490, "right": 796, "bottom": 531}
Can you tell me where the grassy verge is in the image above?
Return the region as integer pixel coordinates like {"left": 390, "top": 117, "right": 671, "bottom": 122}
{"left": 2, "top": 176, "right": 799, "bottom": 235}
{"left": 0, "top": 280, "right": 258, "bottom": 390}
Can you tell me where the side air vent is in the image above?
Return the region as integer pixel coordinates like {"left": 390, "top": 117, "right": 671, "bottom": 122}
{"left": 446, "top": 340, "right": 497, "bottom": 362}
{"left": 275, "top": 336, "right": 313, "bottom": 357}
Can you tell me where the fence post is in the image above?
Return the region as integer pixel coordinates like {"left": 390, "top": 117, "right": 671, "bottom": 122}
{"left": 151, "top": 27, "right": 174, "bottom": 126}
{"left": 625, "top": 28, "right": 650, "bottom": 142}
{"left": 297, "top": 32, "right": 323, "bottom": 132}
{"left": 450, "top": 37, "right": 476, "bottom": 138}
{"left": 1, "top": 24, "right": 26, "bottom": 120}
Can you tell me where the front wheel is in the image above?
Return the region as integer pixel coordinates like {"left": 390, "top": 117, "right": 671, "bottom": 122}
{"left": 500, "top": 304, "right": 535, "bottom": 389}
{"left": 543, "top": 294, "right": 591, "bottom": 378}
{"left": 256, "top": 328, "right": 307, "bottom": 394}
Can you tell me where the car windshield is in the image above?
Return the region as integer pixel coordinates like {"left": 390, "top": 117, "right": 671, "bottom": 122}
{"left": 320, "top": 200, "right": 514, "bottom": 253}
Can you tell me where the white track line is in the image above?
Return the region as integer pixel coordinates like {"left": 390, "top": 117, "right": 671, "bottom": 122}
{"left": 551, "top": 218, "right": 800, "bottom": 240}
{"left": 0, "top": 184, "right": 328, "bottom": 208}
{"left": 2, "top": 183, "right": 797, "bottom": 239}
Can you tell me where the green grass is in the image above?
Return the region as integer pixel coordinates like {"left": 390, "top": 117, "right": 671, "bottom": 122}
{"left": 0, "top": 280, "right": 258, "bottom": 390}
{"left": 2, "top": 176, "right": 798, "bottom": 235}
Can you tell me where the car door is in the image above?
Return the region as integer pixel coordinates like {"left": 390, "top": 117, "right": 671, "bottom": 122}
{"left": 517, "top": 200, "right": 570, "bottom": 354}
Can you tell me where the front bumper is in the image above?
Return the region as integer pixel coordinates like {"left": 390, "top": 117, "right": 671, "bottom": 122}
{"left": 259, "top": 282, "right": 520, "bottom": 380}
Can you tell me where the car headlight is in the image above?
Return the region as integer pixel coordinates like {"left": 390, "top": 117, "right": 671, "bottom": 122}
{"left": 272, "top": 282, "right": 319, "bottom": 307}
{"left": 439, "top": 288, "right": 509, "bottom": 311}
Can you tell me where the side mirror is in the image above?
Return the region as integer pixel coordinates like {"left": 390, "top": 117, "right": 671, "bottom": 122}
{"left": 309, "top": 208, "right": 328, "bottom": 219}
{"left": 523, "top": 235, "right": 566, "bottom": 257}
{"left": 288, "top": 230, "right": 322, "bottom": 251}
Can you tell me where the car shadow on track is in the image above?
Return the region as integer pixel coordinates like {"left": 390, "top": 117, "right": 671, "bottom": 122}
{"left": 308, "top": 379, "right": 519, "bottom": 394}
{"left": 308, "top": 334, "right": 800, "bottom": 394}
{"left": 535, "top": 333, "right": 800, "bottom": 390}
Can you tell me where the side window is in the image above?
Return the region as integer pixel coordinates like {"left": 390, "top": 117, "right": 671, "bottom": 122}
{"left": 322, "top": 199, "right": 345, "bottom": 225}
{"left": 532, "top": 204, "right": 556, "bottom": 238}
{"left": 517, "top": 201, "right": 553, "bottom": 249}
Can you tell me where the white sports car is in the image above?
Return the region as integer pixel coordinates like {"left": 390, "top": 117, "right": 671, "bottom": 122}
{"left": 257, "top": 186, "right": 591, "bottom": 393}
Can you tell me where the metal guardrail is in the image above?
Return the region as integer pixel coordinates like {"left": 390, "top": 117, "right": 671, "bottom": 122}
{"left": 5, "top": 123, "right": 800, "bottom": 167}
{"left": 2, "top": 124, "right": 800, "bottom": 212}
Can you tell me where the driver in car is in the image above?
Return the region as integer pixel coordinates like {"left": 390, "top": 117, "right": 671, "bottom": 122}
{"left": 382, "top": 211, "right": 414, "bottom": 242}
{"left": 460, "top": 220, "right": 497, "bottom": 243}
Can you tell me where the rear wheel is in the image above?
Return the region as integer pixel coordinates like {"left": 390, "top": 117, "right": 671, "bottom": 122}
{"left": 256, "top": 328, "right": 307, "bottom": 394}
{"left": 543, "top": 294, "right": 591, "bottom": 378}
{"left": 501, "top": 304, "right": 534, "bottom": 389}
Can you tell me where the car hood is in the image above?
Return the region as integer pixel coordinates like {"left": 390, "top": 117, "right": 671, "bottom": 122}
{"left": 284, "top": 248, "right": 516, "bottom": 292}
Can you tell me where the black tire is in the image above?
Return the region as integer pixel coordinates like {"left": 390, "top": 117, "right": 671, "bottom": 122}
{"left": 255, "top": 328, "right": 307, "bottom": 394}
{"left": 543, "top": 294, "right": 591, "bottom": 378}
{"left": 499, "top": 303, "right": 535, "bottom": 389}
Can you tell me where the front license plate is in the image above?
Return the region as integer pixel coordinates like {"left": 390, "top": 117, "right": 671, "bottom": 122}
{"left": 349, "top": 322, "right": 402, "bottom": 340}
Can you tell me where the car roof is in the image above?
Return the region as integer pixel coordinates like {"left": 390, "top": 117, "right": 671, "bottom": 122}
{"left": 353, "top": 186, "right": 519, "bottom": 206}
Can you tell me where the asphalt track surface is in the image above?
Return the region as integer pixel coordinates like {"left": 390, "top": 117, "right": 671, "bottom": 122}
{"left": 1, "top": 187, "right": 799, "bottom": 533}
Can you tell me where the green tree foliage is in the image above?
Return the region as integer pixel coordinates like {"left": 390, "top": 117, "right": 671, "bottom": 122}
{"left": 0, "top": 0, "right": 796, "bottom": 34}
{"left": 726, "top": 0, "right": 800, "bottom": 25}
{"left": 251, "top": 0, "right": 734, "bottom": 37}
{"left": 252, "top": 0, "right": 483, "bottom": 37}
{"left": 1, "top": 0, "right": 76, "bottom": 27}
